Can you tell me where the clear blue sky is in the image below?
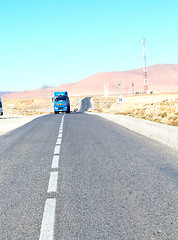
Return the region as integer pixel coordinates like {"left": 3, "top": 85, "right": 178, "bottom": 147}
{"left": 0, "top": 0, "right": 178, "bottom": 91}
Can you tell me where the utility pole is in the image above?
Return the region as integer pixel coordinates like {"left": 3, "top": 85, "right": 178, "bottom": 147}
{"left": 142, "top": 38, "right": 148, "bottom": 94}
{"left": 104, "top": 81, "right": 109, "bottom": 97}
{"left": 43, "top": 84, "right": 45, "bottom": 101}
{"left": 43, "top": 84, "right": 47, "bottom": 101}
{"left": 118, "top": 82, "right": 121, "bottom": 96}
{"left": 132, "top": 82, "right": 134, "bottom": 94}
{"left": 116, "top": 80, "right": 123, "bottom": 113}
{"left": 50, "top": 85, "right": 55, "bottom": 102}
{"left": 50, "top": 85, "right": 54, "bottom": 99}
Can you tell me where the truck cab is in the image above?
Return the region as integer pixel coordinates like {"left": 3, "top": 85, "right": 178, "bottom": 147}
{"left": 54, "top": 92, "right": 70, "bottom": 114}
{"left": 0, "top": 98, "right": 3, "bottom": 116}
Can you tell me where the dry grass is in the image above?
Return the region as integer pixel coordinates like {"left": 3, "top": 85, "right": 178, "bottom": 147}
{"left": 2, "top": 96, "right": 83, "bottom": 116}
{"left": 92, "top": 93, "right": 178, "bottom": 126}
{"left": 2, "top": 93, "right": 178, "bottom": 126}
{"left": 2, "top": 99, "right": 53, "bottom": 115}
{"left": 130, "top": 99, "right": 178, "bottom": 126}
{"left": 91, "top": 96, "right": 117, "bottom": 113}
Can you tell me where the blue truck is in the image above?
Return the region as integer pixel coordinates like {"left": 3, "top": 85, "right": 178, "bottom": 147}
{"left": 53, "top": 92, "right": 70, "bottom": 114}
{"left": 0, "top": 98, "right": 3, "bottom": 116}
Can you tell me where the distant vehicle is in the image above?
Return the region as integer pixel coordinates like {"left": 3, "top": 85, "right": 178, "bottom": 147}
{"left": 0, "top": 98, "right": 3, "bottom": 116}
{"left": 53, "top": 92, "right": 70, "bottom": 114}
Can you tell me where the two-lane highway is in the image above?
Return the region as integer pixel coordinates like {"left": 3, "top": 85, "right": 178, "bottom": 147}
{"left": 0, "top": 112, "right": 177, "bottom": 239}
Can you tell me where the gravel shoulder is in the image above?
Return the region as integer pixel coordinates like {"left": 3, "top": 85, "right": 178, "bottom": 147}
{"left": 88, "top": 112, "right": 178, "bottom": 152}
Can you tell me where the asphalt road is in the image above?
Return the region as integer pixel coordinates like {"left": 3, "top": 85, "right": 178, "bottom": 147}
{"left": 0, "top": 112, "right": 177, "bottom": 239}
{"left": 79, "top": 97, "right": 92, "bottom": 112}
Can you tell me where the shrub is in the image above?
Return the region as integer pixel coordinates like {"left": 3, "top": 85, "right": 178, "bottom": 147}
{"left": 161, "top": 112, "right": 167, "bottom": 118}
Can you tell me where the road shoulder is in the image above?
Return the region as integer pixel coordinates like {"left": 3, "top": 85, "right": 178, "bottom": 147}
{"left": 88, "top": 112, "right": 178, "bottom": 152}
{"left": 0, "top": 115, "right": 41, "bottom": 135}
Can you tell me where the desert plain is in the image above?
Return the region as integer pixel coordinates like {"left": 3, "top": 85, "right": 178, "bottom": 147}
{"left": 0, "top": 93, "right": 178, "bottom": 136}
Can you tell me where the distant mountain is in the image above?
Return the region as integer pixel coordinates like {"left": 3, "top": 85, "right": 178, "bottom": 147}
{"left": 3, "top": 64, "right": 178, "bottom": 99}
{"left": 2, "top": 87, "right": 53, "bottom": 100}
{"left": 55, "top": 64, "right": 178, "bottom": 95}
{"left": 0, "top": 91, "right": 15, "bottom": 98}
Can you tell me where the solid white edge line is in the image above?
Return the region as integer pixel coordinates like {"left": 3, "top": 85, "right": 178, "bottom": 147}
{"left": 39, "top": 198, "right": 56, "bottom": 240}
{"left": 51, "top": 155, "right": 59, "bottom": 169}
{"left": 47, "top": 172, "right": 58, "bottom": 193}
{"left": 54, "top": 145, "right": 60, "bottom": 155}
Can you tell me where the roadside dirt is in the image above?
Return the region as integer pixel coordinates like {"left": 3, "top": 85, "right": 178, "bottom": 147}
{"left": 0, "top": 115, "right": 40, "bottom": 135}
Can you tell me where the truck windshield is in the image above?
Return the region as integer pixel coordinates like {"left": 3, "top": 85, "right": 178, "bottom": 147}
{"left": 55, "top": 96, "right": 67, "bottom": 101}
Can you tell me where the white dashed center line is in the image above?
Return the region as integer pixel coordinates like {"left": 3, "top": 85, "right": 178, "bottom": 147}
{"left": 39, "top": 198, "right": 56, "bottom": 240}
{"left": 51, "top": 155, "right": 59, "bottom": 169}
{"left": 56, "top": 138, "right": 61, "bottom": 145}
{"left": 39, "top": 114, "right": 66, "bottom": 240}
{"left": 47, "top": 172, "right": 58, "bottom": 193}
{"left": 54, "top": 145, "right": 60, "bottom": 155}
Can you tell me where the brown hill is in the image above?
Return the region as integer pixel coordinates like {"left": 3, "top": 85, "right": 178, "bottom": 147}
{"left": 2, "top": 64, "right": 178, "bottom": 99}
{"left": 2, "top": 87, "right": 53, "bottom": 100}
{"left": 56, "top": 64, "right": 178, "bottom": 95}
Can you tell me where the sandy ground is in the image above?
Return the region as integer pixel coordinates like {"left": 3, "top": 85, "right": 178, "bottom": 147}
{"left": 0, "top": 115, "right": 40, "bottom": 135}
{"left": 92, "top": 93, "right": 178, "bottom": 113}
